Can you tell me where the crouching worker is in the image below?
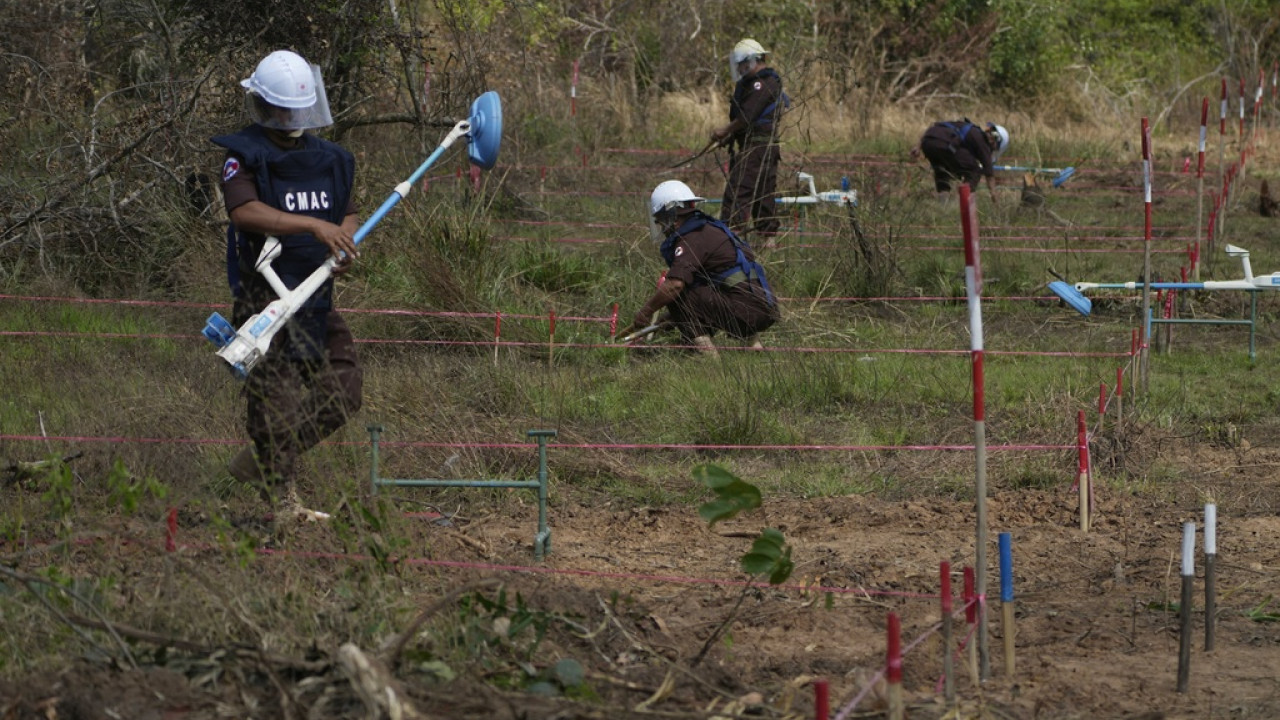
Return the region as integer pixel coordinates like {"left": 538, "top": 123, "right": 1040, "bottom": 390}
{"left": 622, "top": 180, "right": 779, "bottom": 357}
{"left": 213, "top": 49, "right": 364, "bottom": 525}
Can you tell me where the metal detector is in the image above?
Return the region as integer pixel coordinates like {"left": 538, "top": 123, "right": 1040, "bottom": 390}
{"left": 701, "top": 171, "right": 858, "bottom": 208}
{"left": 776, "top": 171, "right": 858, "bottom": 206}
{"left": 993, "top": 164, "right": 1076, "bottom": 188}
{"left": 203, "top": 91, "right": 504, "bottom": 378}
{"left": 1048, "top": 244, "right": 1280, "bottom": 317}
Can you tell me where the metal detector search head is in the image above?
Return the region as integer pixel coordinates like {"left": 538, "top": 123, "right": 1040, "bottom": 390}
{"left": 467, "top": 91, "right": 503, "bottom": 169}
{"left": 1048, "top": 280, "right": 1092, "bottom": 316}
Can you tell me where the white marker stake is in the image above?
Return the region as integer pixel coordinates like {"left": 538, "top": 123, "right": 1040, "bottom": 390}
{"left": 1177, "top": 522, "right": 1195, "bottom": 693}
{"left": 1204, "top": 504, "right": 1217, "bottom": 651}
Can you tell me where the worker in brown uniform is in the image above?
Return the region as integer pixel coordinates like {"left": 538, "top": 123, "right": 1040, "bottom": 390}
{"left": 622, "top": 180, "right": 778, "bottom": 357}
{"left": 711, "top": 39, "right": 788, "bottom": 240}
{"left": 911, "top": 119, "right": 1010, "bottom": 203}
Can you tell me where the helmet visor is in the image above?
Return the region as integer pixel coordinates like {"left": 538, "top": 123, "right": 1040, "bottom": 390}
{"left": 245, "top": 64, "right": 334, "bottom": 131}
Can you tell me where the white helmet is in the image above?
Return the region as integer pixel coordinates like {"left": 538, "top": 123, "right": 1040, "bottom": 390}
{"left": 650, "top": 180, "right": 704, "bottom": 217}
{"left": 241, "top": 50, "right": 334, "bottom": 132}
{"left": 987, "top": 123, "right": 1010, "bottom": 161}
{"left": 730, "top": 38, "right": 768, "bottom": 82}
{"left": 648, "top": 180, "right": 703, "bottom": 242}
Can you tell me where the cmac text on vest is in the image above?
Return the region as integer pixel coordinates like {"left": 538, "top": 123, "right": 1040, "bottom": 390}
{"left": 284, "top": 191, "right": 331, "bottom": 212}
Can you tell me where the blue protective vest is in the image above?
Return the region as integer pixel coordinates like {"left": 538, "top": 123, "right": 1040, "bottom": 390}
{"left": 939, "top": 120, "right": 976, "bottom": 154}
{"left": 729, "top": 68, "right": 790, "bottom": 134}
{"left": 211, "top": 125, "right": 355, "bottom": 310}
{"left": 659, "top": 213, "right": 776, "bottom": 307}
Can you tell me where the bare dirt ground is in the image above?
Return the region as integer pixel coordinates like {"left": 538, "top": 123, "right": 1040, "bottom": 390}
{"left": 3, "top": 431, "right": 1279, "bottom": 720}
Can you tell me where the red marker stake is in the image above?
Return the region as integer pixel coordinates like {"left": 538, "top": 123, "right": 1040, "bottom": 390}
{"left": 165, "top": 508, "right": 178, "bottom": 552}
{"left": 886, "top": 613, "right": 904, "bottom": 720}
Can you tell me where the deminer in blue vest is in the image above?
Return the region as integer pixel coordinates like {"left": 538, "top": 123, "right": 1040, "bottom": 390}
{"left": 711, "top": 39, "right": 787, "bottom": 242}
{"left": 911, "top": 120, "right": 1010, "bottom": 203}
{"left": 213, "top": 50, "right": 362, "bottom": 525}
{"left": 622, "top": 180, "right": 780, "bottom": 357}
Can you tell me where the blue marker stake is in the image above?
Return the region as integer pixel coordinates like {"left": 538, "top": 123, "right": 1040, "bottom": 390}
{"left": 999, "top": 532, "right": 1016, "bottom": 676}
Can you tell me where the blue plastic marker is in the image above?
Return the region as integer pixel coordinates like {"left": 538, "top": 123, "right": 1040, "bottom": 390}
{"left": 998, "top": 532, "right": 1015, "bottom": 676}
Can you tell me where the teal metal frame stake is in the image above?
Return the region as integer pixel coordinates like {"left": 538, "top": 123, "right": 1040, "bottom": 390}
{"left": 366, "top": 425, "right": 557, "bottom": 560}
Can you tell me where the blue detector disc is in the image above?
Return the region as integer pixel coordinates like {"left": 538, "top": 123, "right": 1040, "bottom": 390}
{"left": 467, "top": 91, "right": 502, "bottom": 170}
{"left": 1048, "top": 280, "right": 1092, "bottom": 316}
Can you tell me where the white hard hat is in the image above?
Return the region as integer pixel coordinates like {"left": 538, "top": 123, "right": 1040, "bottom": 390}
{"left": 987, "top": 123, "right": 1010, "bottom": 161}
{"left": 730, "top": 39, "right": 768, "bottom": 82}
{"left": 650, "top": 180, "right": 704, "bottom": 217}
{"left": 731, "top": 39, "right": 768, "bottom": 65}
{"left": 241, "top": 50, "right": 334, "bottom": 131}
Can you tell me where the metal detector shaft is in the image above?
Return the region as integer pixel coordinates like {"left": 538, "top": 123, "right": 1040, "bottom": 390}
{"left": 993, "top": 164, "right": 1076, "bottom": 188}
{"left": 355, "top": 120, "right": 471, "bottom": 245}
{"left": 1074, "top": 279, "right": 1279, "bottom": 292}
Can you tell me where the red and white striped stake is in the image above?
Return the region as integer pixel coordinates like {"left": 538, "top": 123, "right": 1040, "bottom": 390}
{"left": 1255, "top": 69, "right": 1265, "bottom": 133}
{"left": 1177, "top": 522, "right": 1195, "bottom": 693}
{"left": 609, "top": 302, "right": 619, "bottom": 338}
{"left": 1197, "top": 97, "right": 1208, "bottom": 273}
{"left": 886, "top": 612, "right": 904, "bottom": 720}
{"left": 1219, "top": 78, "right": 1228, "bottom": 247}
{"left": 1239, "top": 76, "right": 1246, "bottom": 137}
{"left": 1139, "top": 117, "right": 1153, "bottom": 392}
{"left": 958, "top": 183, "right": 989, "bottom": 681}
{"left": 570, "top": 59, "right": 579, "bottom": 116}
{"left": 940, "top": 561, "right": 955, "bottom": 703}
{"left": 1220, "top": 77, "right": 1228, "bottom": 135}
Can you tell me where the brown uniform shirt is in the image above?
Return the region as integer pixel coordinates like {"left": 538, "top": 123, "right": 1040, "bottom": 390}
{"left": 664, "top": 218, "right": 777, "bottom": 340}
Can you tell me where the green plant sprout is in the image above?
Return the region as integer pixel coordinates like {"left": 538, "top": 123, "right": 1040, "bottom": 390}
{"left": 691, "top": 463, "right": 794, "bottom": 666}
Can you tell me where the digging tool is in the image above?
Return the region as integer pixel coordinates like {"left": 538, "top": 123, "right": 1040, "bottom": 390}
{"left": 202, "top": 91, "right": 504, "bottom": 378}
{"left": 993, "top": 163, "right": 1076, "bottom": 188}
{"left": 617, "top": 321, "right": 673, "bottom": 344}
{"left": 1048, "top": 244, "right": 1280, "bottom": 317}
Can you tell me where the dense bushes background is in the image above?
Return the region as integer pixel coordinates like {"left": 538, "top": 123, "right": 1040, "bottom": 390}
{"left": 0, "top": 0, "right": 1276, "bottom": 293}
